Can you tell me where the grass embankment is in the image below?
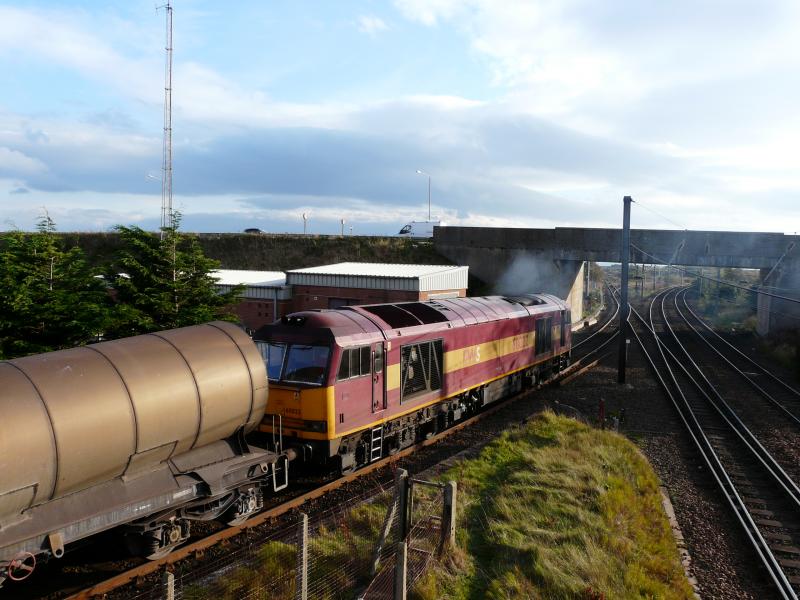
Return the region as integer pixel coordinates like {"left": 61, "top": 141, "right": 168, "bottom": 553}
{"left": 414, "top": 412, "right": 693, "bottom": 600}
{"left": 179, "top": 412, "right": 691, "bottom": 599}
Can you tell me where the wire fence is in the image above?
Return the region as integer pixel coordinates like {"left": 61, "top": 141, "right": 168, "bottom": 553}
{"left": 119, "top": 470, "right": 452, "bottom": 600}
{"left": 360, "top": 477, "right": 445, "bottom": 599}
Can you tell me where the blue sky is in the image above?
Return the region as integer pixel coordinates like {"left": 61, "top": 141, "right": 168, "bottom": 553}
{"left": 1, "top": 0, "right": 799, "bottom": 235}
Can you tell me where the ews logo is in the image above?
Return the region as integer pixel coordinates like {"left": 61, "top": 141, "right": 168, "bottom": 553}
{"left": 462, "top": 346, "right": 481, "bottom": 364}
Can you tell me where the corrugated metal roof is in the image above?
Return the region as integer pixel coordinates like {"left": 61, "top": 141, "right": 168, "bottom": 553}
{"left": 286, "top": 262, "right": 468, "bottom": 292}
{"left": 212, "top": 270, "right": 292, "bottom": 300}
{"left": 212, "top": 269, "right": 286, "bottom": 287}
{"left": 287, "top": 262, "right": 456, "bottom": 278}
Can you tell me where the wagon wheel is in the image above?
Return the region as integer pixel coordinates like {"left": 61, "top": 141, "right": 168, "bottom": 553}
{"left": 7, "top": 552, "right": 36, "bottom": 581}
{"left": 223, "top": 492, "right": 260, "bottom": 526}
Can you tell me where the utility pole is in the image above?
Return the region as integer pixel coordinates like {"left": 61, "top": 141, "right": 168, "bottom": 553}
{"left": 159, "top": 1, "right": 174, "bottom": 237}
{"left": 584, "top": 260, "right": 590, "bottom": 302}
{"left": 618, "top": 196, "right": 632, "bottom": 384}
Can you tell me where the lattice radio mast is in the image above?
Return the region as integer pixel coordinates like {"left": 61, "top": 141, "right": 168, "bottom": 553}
{"left": 159, "top": 1, "right": 174, "bottom": 234}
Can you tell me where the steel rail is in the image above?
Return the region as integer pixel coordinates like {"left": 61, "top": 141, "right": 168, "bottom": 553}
{"left": 674, "top": 287, "right": 800, "bottom": 427}
{"left": 679, "top": 288, "right": 800, "bottom": 400}
{"left": 628, "top": 289, "right": 797, "bottom": 599}
{"left": 659, "top": 288, "right": 800, "bottom": 509}
{"left": 572, "top": 283, "right": 620, "bottom": 352}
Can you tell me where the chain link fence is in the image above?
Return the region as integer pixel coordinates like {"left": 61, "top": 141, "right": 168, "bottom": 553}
{"left": 119, "top": 469, "right": 455, "bottom": 600}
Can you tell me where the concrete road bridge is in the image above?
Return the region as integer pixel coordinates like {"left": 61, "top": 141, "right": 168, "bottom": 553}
{"left": 434, "top": 227, "right": 799, "bottom": 334}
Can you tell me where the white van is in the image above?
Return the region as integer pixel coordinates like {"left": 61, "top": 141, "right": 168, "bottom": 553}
{"left": 397, "top": 220, "right": 442, "bottom": 238}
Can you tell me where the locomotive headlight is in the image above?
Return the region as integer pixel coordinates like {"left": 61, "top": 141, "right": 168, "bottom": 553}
{"left": 303, "top": 420, "right": 328, "bottom": 433}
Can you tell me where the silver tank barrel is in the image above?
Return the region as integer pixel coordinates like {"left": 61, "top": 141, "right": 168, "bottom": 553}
{"left": 0, "top": 321, "right": 267, "bottom": 524}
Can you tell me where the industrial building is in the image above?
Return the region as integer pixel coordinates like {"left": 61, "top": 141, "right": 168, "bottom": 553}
{"left": 214, "top": 262, "right": 469, "bottom": 330}
{"left": 286, "top": 262, "right": 468, "bottom": 311}
{"left": 212, "top": 269, "right": 292, "bottom": 331}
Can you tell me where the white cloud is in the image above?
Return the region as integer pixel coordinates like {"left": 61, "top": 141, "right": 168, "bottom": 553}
{"left": 394, "top": 0, "right": 800, "bottom": 131}
{"left": 0, "top": 6, "right": 160, "bottom": 104}
{"left": 393, "top": 0, "right": 464, "bottom": 26}
{"left": 356, "top": 15, "right": 388, "bottom": 37}
{"left": 0, "top": 6, "right": 355, "bottom": 132}
{"left": 0, "top": 147, "right": 47, "bottom": 175}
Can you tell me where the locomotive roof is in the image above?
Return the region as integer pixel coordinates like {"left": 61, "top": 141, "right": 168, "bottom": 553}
{"left": 254, "top": 294, "right": 568, "bottom": 346}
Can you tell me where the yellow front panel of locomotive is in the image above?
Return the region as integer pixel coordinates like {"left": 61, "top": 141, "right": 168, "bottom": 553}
{"left": 262, "top": 385, "right": 336, "bottom": 440}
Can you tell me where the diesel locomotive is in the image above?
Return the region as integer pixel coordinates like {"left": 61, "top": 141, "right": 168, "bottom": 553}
{"left": 254, "top": 294, "right": 571, "bottom": 472}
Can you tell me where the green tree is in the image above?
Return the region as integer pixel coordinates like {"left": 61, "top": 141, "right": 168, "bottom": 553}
{"left": 0, "top": 216, "right": 112, "bottom": 358}
{"left": 107, "top": 214, "right": 241, "bottom": 337}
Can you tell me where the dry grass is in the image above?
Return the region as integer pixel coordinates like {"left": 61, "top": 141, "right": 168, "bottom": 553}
{"left": 413, "top": 411, "right": 694, "bottom": 600}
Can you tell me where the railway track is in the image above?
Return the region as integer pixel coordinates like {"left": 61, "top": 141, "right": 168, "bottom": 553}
{"left": 669, "top": 287, "right": 800, "bottom": 488}
{"left": 571, "top": 283, "right": 619, "bottom": 360}
{"left": 630, "top": 286, "right": 800, "bottom": 599}
{"left": 678, "top": 287, "right": 800, "bottom": 420}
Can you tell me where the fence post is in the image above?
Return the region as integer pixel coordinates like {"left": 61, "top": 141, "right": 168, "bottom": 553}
{"left": 397, "top": 469, "right": 410, "bottom": 539}
{"left": 393, "top": 541, "right": 407, "bottom": 600}
{"left": 162, "top": 571, "right": 175, "bottom": 600}
{"left": 295, "top": 512, "right": 308, "bottom": 600}
{"left": 441, "top": 481, "right": 457, "bottom": 553}
{"left": 370, "top": 468, "right": 408, "bottom": 576}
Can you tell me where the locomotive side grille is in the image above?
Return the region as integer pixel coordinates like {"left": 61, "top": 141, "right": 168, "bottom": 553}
{"left": 400, "top": 339, "right": 443, "bottom": 403}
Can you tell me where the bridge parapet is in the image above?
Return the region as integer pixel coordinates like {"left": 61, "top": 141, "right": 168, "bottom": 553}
{"left": 435, "top": 226, "right": 799, "bottom": 333}
{"left": 435, "top": 226, "right": 793, "bottom": 269}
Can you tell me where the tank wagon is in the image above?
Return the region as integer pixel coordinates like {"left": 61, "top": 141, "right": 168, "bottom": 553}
{"left": 254, "top": 294, "right": 570, "bottom": 472}
{"left": 0, "top": 322, "right": 288, "bottom": 587}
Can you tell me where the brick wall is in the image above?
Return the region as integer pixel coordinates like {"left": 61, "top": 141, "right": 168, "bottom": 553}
{"left": 232, "top": 298, "right": 293, "bottom": 331}
{"left": 291, "top": 285, "right": 420, "bottom": 311}
{"left": 229, "top": 285, "right": 468, "bottom": 328}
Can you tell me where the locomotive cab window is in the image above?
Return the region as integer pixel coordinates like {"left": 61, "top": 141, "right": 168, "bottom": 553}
{"left": 337, "top": 345, "right": 372, "bottom": 380}
{"left": 257, "top": 341, "right": 286, "bottom": 382}
{"left": 535, "top": 318, "right": 552, "bottom": 354}
{"left": 400, "top": 339, "right": 443, "bottom": 403}
{"left": 282, "top": 344, "right": 330, "bottom": 386}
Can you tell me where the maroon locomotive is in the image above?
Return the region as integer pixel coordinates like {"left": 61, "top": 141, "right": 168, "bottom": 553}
{"left": 255, "top": 294, "right": 571, "bottom": 472}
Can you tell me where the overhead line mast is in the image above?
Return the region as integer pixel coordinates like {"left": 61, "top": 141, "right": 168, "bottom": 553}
{"left": 160, "top": 1, "right": 173, "bottom": 234}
